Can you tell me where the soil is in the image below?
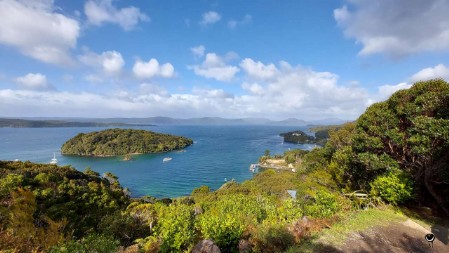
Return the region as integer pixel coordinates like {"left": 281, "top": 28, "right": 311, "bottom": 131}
{"left": 316, "top": 219, "right": 449, "bottom": 253}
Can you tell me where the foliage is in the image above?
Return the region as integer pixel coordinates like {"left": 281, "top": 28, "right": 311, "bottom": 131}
{"left": 304, "top": 190, "right": 341, "bottom": 218}
{"left": 98, "top": 210, "right": 151, "bottom": 247}
{"left": 191, "top": 185, "right": 210, "bottom": 197}
{"left": 48, "top": 233, "right": 119, "bottom": 253}
{"left": 370, "top": 171, "right": 414, "bottom": 205}
{"left": 0, "top": 161, "right": 129, "bottom": 244}
{"left": 196, "top": 194, "right": 264, "bottom": 252}
{"left": 61, "top": 128, "right": 193, "bottom": 156}
{"left": 0, "top": 187, "right": 67, "bottom": 252}
{"left": 248, "top": 224, "right": 296, "bottom": 253}
{"left": 300, "top": 148, "right": 329, "bottom": 172}
{"left": 151, "top": 203, "right": 196, "bottom": 252}
{"left": 283, "top": 149, "right": 308, "bottom": 165}
{"left": 322, "top": 80, "right": 449, "bottom": 215}
{"left": 242, "top": 169, "right": 296, "bottom": 197}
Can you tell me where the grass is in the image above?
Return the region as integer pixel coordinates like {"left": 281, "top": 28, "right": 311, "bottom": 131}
{"left": 396, "top": 205, "right": 448, "bottom": 229}
{"left": 289, "top": 206, "right": 406, "bottom": 253}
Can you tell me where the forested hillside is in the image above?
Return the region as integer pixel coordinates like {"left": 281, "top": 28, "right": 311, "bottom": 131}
{"left": 0, "top": 161, "right": 130, "bottom": 252}
{"left": 61, "top": 128, "right": 193, "bottom": 156}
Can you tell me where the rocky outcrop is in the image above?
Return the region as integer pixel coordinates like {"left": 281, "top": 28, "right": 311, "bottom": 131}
{"left": 191, "top": 240, "right": 221, "bottom": 253}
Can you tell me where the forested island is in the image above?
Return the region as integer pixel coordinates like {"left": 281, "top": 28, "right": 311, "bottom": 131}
{"left": 280, "top": 126, "right": 338, "bottom": 146}
{"left": 0, "top": 80, "right": 448, "bottom": 252}
{"left": 61, "top": 128, "right": 193, "bottom": 157}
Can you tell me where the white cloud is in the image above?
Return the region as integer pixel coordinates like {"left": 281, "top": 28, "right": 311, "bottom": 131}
{"left": 240, "top": 58, "right": 279, "bottom": 80}
{"left": 228, "top": 14, "right": 252, "bottom": 29}
{"left": 79, "top": 50, "right": 125, "bottom": 75}
{"left": 0, "top": 0, "right": 79, "bottom": 65}
{"left": 133, "top": 58, "right": 175, "bottom": 79}
{"left": 15, "top": 73, "right": 52, "bottom": 90}
{"left": 189, "top": 53, "right": 240, "bottom": 82}
{"left": 191, "top": 45, "right": 206, "bottom": 57}
{"left": 200, "top": 11, "right": 221, "bottom": 26}
{"left": 84, "top": 0, "right": 149, "bottom": 31}
{"left": 334, "top": 0, "right": 449, "bottom": 57}
{"left": 409, "top": 64, "right": 449, "bottom": 83}
{"left": 241, "top": 82, "right": 264, "bottom": 96}
{"left": 374, "top": 64, "right": 449, "bottom": 101}
{"left": 377, "top": 82, "right": 412, "bottom": 100}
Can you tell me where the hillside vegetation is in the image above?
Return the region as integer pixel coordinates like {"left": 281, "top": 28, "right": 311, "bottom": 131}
{"left": 61, "top": 128, "right": 193, "bottom": 157}
{"left": 0, "top": 79, "right": 448, "bottom": 252}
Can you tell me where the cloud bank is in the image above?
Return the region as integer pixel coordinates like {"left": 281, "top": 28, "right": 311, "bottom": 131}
{"left": 3, "top": 57, "right": 427, "bottom": 120}
{"left": 335, "top": 0, "right": 449, "bottom": 57}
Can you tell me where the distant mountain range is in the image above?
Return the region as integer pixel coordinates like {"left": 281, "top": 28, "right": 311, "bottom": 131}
{"left": 0, "top": 118, "right": 153, "bottom": 128}
{"left": 0, "top": 117, "right": 349, "bottom": 128}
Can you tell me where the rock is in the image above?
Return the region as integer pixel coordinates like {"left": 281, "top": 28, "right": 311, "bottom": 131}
{"left": 289, "top": 216, "right": 312, "bottom": 242}
{"left": 238, "top": 239, "right": 252, "bottom": 253}
{"left": 191, "top": 240, "right": 221, "bottom": 253}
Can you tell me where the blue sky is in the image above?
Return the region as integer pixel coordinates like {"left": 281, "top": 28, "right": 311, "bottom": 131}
{"left": 1, "top": 0, "right": 449, "bottom": 120}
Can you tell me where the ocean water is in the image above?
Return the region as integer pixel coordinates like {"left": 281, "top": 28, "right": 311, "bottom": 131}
{"left": 0, "top": 125, "right": 314, "bottom": 198}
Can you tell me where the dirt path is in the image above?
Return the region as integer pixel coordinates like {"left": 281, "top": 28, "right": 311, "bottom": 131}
{"left": 317, "top": 219, "right": 449, "bottom": 253}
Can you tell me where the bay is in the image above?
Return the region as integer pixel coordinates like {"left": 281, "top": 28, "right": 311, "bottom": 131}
{"left": 0, "top": 125, "right": 314, "bottom": 198}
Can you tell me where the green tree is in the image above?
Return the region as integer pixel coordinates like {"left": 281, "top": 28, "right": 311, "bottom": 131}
{"left": 329, "top": 79, "right": 449, "bottom": 214}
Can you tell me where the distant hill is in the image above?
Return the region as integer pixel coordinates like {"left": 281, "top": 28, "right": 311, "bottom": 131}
{"left": 75, "top": 117, "right": 343, "bottom": 126}
{"left": 2, "top": 117, "right": 349, "bottom": 127}
{"left": 0, "top": 118, "right": 153, "bottom": 128}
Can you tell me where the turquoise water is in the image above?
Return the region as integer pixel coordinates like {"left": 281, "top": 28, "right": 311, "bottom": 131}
{"left": 0, "top": 125, "right": 314, "bottom": 198}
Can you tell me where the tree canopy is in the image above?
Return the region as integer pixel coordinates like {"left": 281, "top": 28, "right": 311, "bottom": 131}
{"left": 327, "top": 79, "right": 449, "bottom": 215}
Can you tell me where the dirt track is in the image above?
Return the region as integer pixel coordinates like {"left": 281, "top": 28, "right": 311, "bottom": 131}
{"left": 316, "top": 219, "right": 449, "bottom": 253}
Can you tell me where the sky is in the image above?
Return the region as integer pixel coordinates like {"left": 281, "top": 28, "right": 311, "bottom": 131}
{"left": 1, "top": 0, "right": 449, "bottom": 120}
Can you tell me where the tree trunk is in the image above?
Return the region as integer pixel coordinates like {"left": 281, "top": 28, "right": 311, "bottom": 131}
{"left": 424, "top": 167, "right": 449, "bottom": 217}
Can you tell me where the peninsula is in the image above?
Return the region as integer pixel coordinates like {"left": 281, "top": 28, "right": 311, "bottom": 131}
{"left": 61, "top": 128, "right": 193, "bottom": 157}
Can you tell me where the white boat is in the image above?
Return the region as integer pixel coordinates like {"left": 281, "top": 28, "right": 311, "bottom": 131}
{"left": 50, "top": 153, "right": 58, "bottom": 164}
{"left": 162, "top": 157, "right": 172, "bottom": 162}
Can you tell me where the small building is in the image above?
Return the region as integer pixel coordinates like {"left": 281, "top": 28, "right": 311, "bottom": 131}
{"left": 287, "top": 190, "right": 297, "bottom": 199}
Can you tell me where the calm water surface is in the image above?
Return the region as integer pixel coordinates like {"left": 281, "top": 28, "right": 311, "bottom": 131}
{"left": 0, "top": 125, "right": 314, "bottom": 198}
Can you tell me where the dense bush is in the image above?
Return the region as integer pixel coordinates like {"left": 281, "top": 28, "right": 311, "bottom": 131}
{"left": 0, "top": 161, "right": 129, "bottom": 252}
{"left": 48, "top": 234, "right": 119, "bottom": 253}
{"left": 248, "top": 224, "right": 296, "bottom": 253}
{"left": 370, "top": 171, "right": 414, "bottom": 205}
{"left": 304, "top": 190, "right": 340, "bottom": 218}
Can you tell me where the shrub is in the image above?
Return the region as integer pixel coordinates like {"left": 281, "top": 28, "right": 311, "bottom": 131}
{"left": 49, "top": 233, "right": 119, "bottom": 253}
{"left": 249, "top": 225, "right": 296, "bottom": 253}
{"left": 304, "top": 190, "right": 339, "bottom": 218}
{"left": 370, "top": 171, "right": 414, "bottom": 205}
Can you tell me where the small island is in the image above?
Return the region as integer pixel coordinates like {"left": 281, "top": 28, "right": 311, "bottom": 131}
{"left": 61, "top": 128, "right": 193, "bottom": 157}
{"left": 280, "top": 130, "right": 315, "bottom": 144}
{"left": 280, "top": 126, "right": 341, "bottom": 145}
